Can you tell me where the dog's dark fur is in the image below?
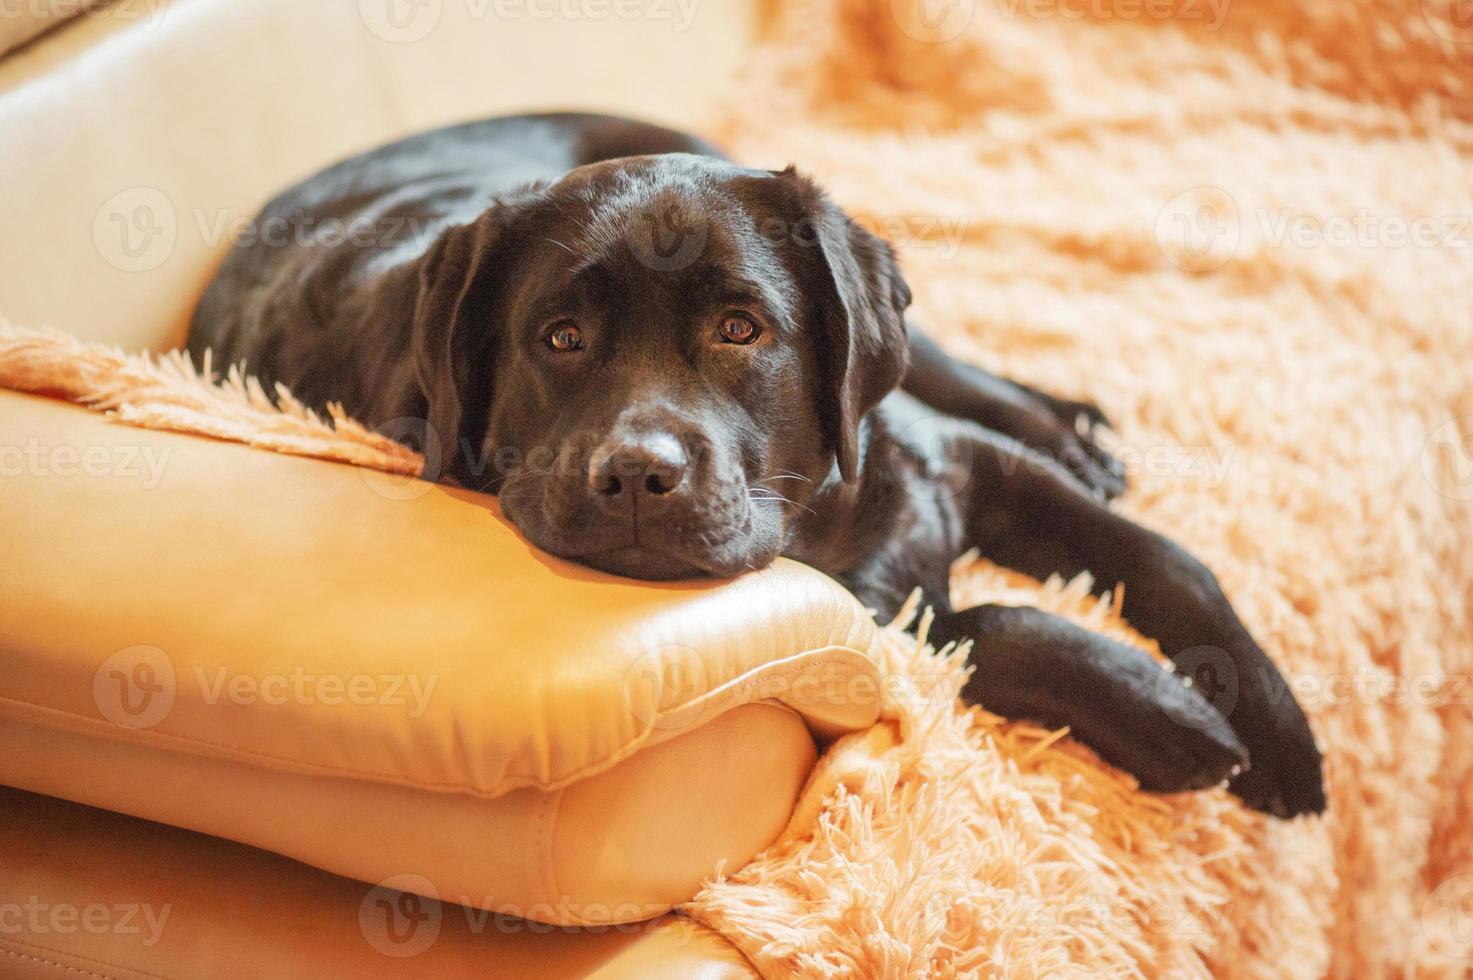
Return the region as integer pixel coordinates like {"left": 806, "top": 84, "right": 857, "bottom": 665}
{"left": 189, "top": 113, "right": 1324, "bottom": 817}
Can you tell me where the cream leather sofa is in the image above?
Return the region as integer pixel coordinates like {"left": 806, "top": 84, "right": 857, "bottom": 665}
{"left": 0, "top": 2, "right": 887, "bottom": 975}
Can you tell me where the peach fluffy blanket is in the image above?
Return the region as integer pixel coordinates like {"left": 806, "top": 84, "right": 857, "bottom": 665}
{"left": 3, "top": 1, "right": 1472, "bottom": 974}
{"left": 681, "top": 0, "right": 1473, "bottom": 977}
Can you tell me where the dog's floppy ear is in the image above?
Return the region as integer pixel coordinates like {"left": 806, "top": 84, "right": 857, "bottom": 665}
{"left": 777, "top": 169, "right": 913, "bottom": 482}
{"left": 411, "top": 204, "right": 523, "bottom": 484}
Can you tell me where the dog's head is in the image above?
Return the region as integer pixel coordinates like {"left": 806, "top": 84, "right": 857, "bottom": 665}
{"left": 412, "top": 154, "right": 910, "bottom": 579}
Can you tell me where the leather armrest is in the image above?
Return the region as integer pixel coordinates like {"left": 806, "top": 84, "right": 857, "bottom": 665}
{"left": 0, "top": 390, "right": 882, "bottom": 924}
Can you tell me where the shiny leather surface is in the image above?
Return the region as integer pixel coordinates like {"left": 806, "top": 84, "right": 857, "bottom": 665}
{"left": 0, "top": 390, "right": 876, "bottom": 923}
{"left": 0, "top": 785, "right": 759, "bottom": 978}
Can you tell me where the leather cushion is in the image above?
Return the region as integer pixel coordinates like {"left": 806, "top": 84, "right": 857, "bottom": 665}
{"left": 0, "top": 390, "right": 882, "bottom": 923}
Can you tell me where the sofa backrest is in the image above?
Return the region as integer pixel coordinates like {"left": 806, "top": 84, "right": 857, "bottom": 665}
{"left": 0, "top": 0, "right": 753, "bottom": 352}
{"left": 0, "top": 0, "right": 107, "bottom": 57}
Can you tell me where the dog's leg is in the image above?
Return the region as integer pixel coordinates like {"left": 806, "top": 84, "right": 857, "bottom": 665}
{"left": 929, "top": 603, "right": 1248, "bottom": 793}
{"left": 903, "top": 326, "right": 1126, "bottom": 499}
{"left": 952, "top": 427, "right": 1324, "bottom": 817}
{"left": 841, "top": 557, "right": 1246, "bottom": 794}
{"left": 832, "top": 429, "right": 1243, "bottom": 798}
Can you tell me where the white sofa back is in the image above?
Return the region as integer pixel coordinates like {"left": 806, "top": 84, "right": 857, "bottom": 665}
{"left": 0, "top": 0, "right": 753, "bottom": 351}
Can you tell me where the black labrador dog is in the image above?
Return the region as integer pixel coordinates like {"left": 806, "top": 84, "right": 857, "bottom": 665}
{"left": 188, "top": 112, "right": 1324, "bottom": 817}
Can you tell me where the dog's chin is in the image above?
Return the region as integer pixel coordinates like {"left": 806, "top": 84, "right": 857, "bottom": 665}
{"left": 576, "top": 545, "right": 720, "bottom": 581}
{"left": 501, "top": 487, "right": 785, "bottom": 582}
{"left": 536, "top": 533, "right": 776, "bottom": 582}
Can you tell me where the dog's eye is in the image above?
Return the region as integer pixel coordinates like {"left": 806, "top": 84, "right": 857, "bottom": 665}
{"left": 718, "top": 314, "right": 761, "bottom": 345}
{"left": 546, "top": 322, "right": 584, "bottom": 352}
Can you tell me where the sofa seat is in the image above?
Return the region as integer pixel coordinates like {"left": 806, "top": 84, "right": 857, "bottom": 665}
{"left": 0, "top": 785, "right": 759, "bottom": 978}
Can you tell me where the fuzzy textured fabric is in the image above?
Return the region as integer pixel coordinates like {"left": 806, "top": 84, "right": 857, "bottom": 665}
{"left": 0, "top": 323, "right": 421, "bottom": 476}
{"left": 679, "top": 0, "right": 1473, "bottom": 977}
{"left": 4, "top": 3, "right": 1472, "bottom": 966}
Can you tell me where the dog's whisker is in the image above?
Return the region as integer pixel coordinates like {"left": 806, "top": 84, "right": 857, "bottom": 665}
{"left": 483, "top": 468, "right": 536, "bottom": 495}
{"left": 748, "top": 488, "right": 815, "bottom": 517}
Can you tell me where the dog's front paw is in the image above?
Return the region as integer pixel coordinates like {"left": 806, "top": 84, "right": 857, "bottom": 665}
{"left": 1167, "top": 631, "right": 1327, "bottom": 818}
{"left": 950, "top": 604, "right": 1247, "bottom": 796}
{"left": 1028, "top": 395, "right": 1127, "bottom": 501}
{"left": 1123, "top": 540, "right": 1327, "bottom": 819}
{"left": 1227, "top": 702, "right": 1327, "bottom": 818}
{"left": 1038, "top": 393, "right": 1112, "bottom": 436}
{"left": 1058, "top": 426, "right": 1126, "bottom": 502}
{"left": 1115, "top": 666, "right": 1250, "bottom": 795}
{"left": 960, "top": 662, "right": 1249, "bottom": 796}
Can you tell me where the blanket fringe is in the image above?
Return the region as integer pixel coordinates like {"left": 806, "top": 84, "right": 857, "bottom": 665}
{"left": 0, "top": 322, "right": 423, "bottom": 477}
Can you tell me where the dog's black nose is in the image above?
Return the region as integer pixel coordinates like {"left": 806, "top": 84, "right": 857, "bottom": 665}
{"left": 588, "top": 434, "right": 689, "bottom": 504}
